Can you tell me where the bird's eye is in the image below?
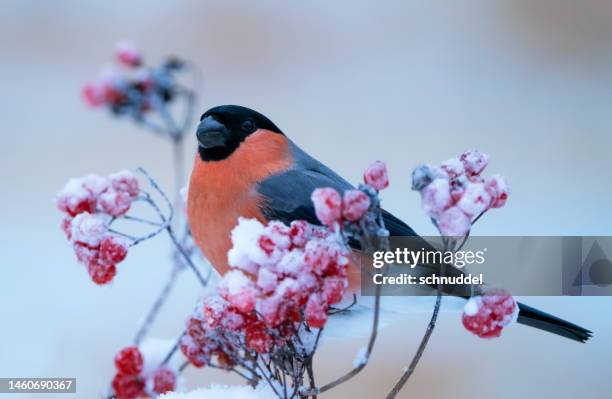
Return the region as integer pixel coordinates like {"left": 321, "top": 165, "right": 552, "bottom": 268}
{"left": 241, "top": 119, "right": 255, "bottom": 132}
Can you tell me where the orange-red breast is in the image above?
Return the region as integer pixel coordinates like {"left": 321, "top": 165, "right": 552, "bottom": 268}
{"left": 187, "top": 105, "right": 591, "bottom": 342}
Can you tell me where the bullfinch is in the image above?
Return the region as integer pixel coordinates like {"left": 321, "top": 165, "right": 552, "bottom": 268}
{"left": 187, "top": 104, "right": 591, "bottom": 342}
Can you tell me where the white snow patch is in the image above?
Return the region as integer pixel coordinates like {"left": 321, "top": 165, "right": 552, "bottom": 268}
{"left": 352, "top": 346, "right": 368, "bottom": 367}
{"left": 463, "top": 297, "right": 482, "bottom": 316}
{"left": 160, "top": 384, "right": 275, "bottom": 399}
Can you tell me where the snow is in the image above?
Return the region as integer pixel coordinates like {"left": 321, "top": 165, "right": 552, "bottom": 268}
{"left": 139, "top": 337, "right": 183, "bottom": 376}
{"left": 352, "top": 345, "right": 368, "bottom": 367}
{"left": 456, "top": 182, "right": 491, "bottom": 218}
{"left": 160, "top": 384, "right": 275, "bottom": 399}
{"left": 441, "top": 158, "right": 465, "bottom": 178}
{"left": 227, "top": 218, "right": 266, "bottom": 274}
{"left": 81, "top": 174, "right": 109, "bottom": 197}
{"left": 460, "top": 149, "right": 489, "bottom": 176}
{"left": 139, "top": 337, "right": 185, "bottom": 393}
{"left": 463, "top": 297, "right": 482, "bottom": 317}
{"left": 71, "top": 212, "right": 107, "bottom": 246}
{"left": 420, "top": 178, "right": 452, "bottom": 217}
{"left": 436, "top": 206, "right": 471, "bottom": 237}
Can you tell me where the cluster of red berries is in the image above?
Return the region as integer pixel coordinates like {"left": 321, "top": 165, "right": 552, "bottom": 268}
{"left": 462, "top": 289, "right": 518, "bottom": 339}
{"left": 82, "top": 41, "right": 183, "bottom": 117}
{"left": 112, "top": 346, "right": 176, "bottom": 399}
{"left": 412, "top": 149, "right": 509, "bottom": 237}
{"left": 56, "top": 171, "right": 138, "bottom": 284}
{"left": 310, "top": 160, "right": 389, "bottom": 227}
{"left": 181, "top": 217, "right": 351, "bottom": 368}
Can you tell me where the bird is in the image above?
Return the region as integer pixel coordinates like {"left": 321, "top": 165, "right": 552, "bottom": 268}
{"left": 187, "top": 104, "right": 591, "bottom": 343}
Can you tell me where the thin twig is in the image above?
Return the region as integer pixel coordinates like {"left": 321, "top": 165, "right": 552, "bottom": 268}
{"left": 300, "top": 283, "right": 382, "bottom": 396}
{"left": 167, "top": 225, "right": 207, "bottom": 286}
{"left": 133, "top": 264, "right": 183, "bottom": 345}
{"left": 384, "top": 235, "right": 453, "bottom": 398}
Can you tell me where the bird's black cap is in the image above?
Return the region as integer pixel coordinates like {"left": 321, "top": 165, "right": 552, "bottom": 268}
{"left": 196, "top": 105, "right": 283, "bottom": 161}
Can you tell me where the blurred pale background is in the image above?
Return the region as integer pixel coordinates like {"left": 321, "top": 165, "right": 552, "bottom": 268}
{"left": 1, "top": 0, "right": 611, "bottom": 398}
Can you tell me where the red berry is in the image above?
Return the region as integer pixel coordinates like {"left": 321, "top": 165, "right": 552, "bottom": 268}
{"left": 73, "top": 242, "right": 100, "bottom": 265}
{"left": 114, "top": 346, "right": 144, "bottom": 375}
{"left": 115, "top": 41, "right": 142, "bottom": 68}
{"left": 214, "top": 350, "right": 236, "bottom": 370}
{"left": 363, "top": 160, "right": 389, "bottom": 190}
{"left": 311, "top": 188, "right": 342, "bottom": 227}
{"left": 245, "top": 320, "right": 273, "bottom": 354}
{"left": 71, "top": 213, "right": 107, "bottom": 247}
{"left": 305, "top": 293, "right": 328, "bottom": 328}
{"left": 460, "top": 149, "right": 489, "bottom": 176}
{"left": 110, "top": 170, "right": 139, "bottom": 198}
{"left": 342, "top": 190, "right": 370, "bottom": 221}
{"left": 88, "top": 260, "right": 116, "bottom": 285}
{"left": 82, "top": 83, "right": 106, "bottom": 107}
{"left": 152, "top": 368, "right": 176, "bottom": 395}
{"left": 180, "top": 336, "right": 208, "bottom": 368}
{"left": 322, "top": 276, "right": 346, "bottom": 305}
{"left": 217, "top": 270, "right": 257, "bottom": 313}
{"left": 99, "top": 191, "right": 132, "bottom": 217}
{"left": 289, "top": 220, "right": 312, "bottom": 248}
{"left": 112, "top": 372, "right": 145, "bottom": 399}
{"left": 56, "top": 181, "right": 96, "bottom": 217}
{"left": 462, "top": 290, "right": 517, "bottom": 339}
{"left": 99, "top": 235, "right": 129, "bottom": 264}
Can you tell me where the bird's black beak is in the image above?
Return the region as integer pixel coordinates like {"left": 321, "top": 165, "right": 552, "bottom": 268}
{"left": 196, "top": 116, "right": 229, "bottom": 149}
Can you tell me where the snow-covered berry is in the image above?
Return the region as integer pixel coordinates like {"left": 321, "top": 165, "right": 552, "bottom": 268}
{"left": 152, "top": 368, "right": 176, "bottom": 395}
{"left": 115, "top": 41, "right": 142, "bottom": 68}
{"left": 56, "top": 178, "right": 96, "bottom": 216}
{"left": 82, "top": 83, "right": 106, "bottom": 107}
{"left": 420, "top": 178, "right": 452, "bottom": 217}
{"left": 73, "top": 242, "right": 100, "bottom": 265}
{"left": 99, "top": 191, "right": 132, "bottom": 217}
{"left": 88, "top": 260, "right": 116, "bottom": 285}
{"left": 436, "top": 206, "right": 471, "bottom": 237}
{"left": 460, "top": 149, "right": 489, "bottom": 176}
{"left": 322, "top": 276, "right": 347, "bottom": 305}
{"left": 462, "top": 290, "right": 517, "bottom": 339}
{"left": 71, "top": 212, "right": 107, "bottom": 247}
{"left": 218, "top": 270, "right": 257, "bottom": 313}
{"left": 115, "top": 346, "right": 144, "bottom": 375}
{"left": 342, "top": 190, "right": 371, "bottom": 221}
{"left": 411, "top": 164, "right": 435, "bottom": 191}
{"left": 456, "top": 182, "right": 491, "bottom": 218}
{"left": 441, "top": 158, "right": 465, "bottom": 178}
{"left": 109, "top": 170, "right": 139, "bottom": 198}
{"left": 363, "top": 160, "right": 389, "bottom": 190}
{"left": 305, "top": 293, "right": 328, "bottom": 328}
{"left": 99, "top": 235, "right": 129, "bottom": 265}
{"left": 81, "top": 174, "right": 109, "bottom": 197}
{"left": 245, "top": 320, "right": 273, "bottom": 354}
{"left": 289, "top": 220, "right": 312, "bottom": 248}
{"left": 112, "top": 372, "right": 145, "bottom": 399}
{"left": 484, "top": 174, "right": 509, "bottom": 209}
{"left": 311, "top": 188, "right": 342, "bottom": 227}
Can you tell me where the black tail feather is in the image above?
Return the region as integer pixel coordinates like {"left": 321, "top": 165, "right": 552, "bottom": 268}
{"left": 517, "top": 302, "right": 592, "bottom": 343}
